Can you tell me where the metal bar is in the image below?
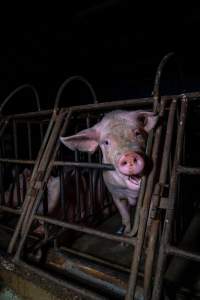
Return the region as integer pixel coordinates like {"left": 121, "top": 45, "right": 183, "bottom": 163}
{"left": 1, "top": 91, "right": 200, "bottom": 121}
{"left": 27, "top": 122, "right": 32, "bottom": 159}
{"left": 166, "top": 246, "right": 200, "bottom": 262}
{"left": 0, "top": 147, "right": 5, "bottom": 206}
{"left": 0, "top": 119, "right": 10, "bottom": 137}
{"left": 8, "top": 111, "right": 56, "bottom": 254}
{"left": 54, "top": 76, "right": 98, "bottom": 111}
{"left": 60, "top": 246, "right": 131, "bottom": 273}
{"left": 126, "top": 99, "right": 166, "bottom": 300}
{"left": 13, "top": 120, "right": 21, "bottom": 207}
{"left": 17, "top": 260, "right": 107, "bottom": 300}
{"left": 144, "top": 99, "right": 177, "bottom": 299}
{"left": 2, "top": 109, "right": 53, "bottom": 120}
{"left": 0, "top": 205, "right": 21, "bottom": 214}
{"left": 34, "top": 215, "right": 136, "bottom": 245}
{"left": 40, "top": 123, "right": 44, "bottom": 144}
{"left": 152, "top": 96, "right": 188, "bottom": 300}
{"left": 177, "top": 166, "right": 200, "bottom": 175}
{"left": 21, "top": 112, "right": 65, "bottom": 236}
{"left": 74, "top": 150, "right": 81, "bottom": 220}
{"left": 152, "top": 53, "right": 174, "bottom": 111}
{"left": 68, "top": 91, "right": 200, "bottom": 112}
{"left": 53, "top": 161, "right": 114, "bottom": 170}
{"left": 0, "top": 84, "right": 40, "bottom": 114}
{"left": 0, "top": 158, "right": 35, "bottom": 164}
{"left": 13, "top": 110, "right": 71, "bottom": 259}
{"left": 87, "top": 114, "right": 94, "bottom": 217}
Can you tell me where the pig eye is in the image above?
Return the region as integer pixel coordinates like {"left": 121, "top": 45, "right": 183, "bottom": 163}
{"left": 102, "top": 140, "right": 110, "bottom": 146}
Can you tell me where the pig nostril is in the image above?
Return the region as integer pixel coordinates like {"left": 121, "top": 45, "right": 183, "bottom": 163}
{"left": 134, "top": 158, "right": 137, "bottom": 163}
{"left": 122, "top": 161, "right": 127, "bottom": 166}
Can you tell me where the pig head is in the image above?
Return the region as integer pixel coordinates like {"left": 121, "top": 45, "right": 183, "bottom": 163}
{"left": 60, "top": 110, "right": 158, "bottom": 234}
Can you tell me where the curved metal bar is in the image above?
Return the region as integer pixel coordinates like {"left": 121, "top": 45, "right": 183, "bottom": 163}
{"left": 0, "top": 84, "right": 41, "bottom": 114}
{"left": 152, "top": 52, "right": 174, "bottom": 111}
{"left": 54, "top": 75, "right": 97, "bottom": 110}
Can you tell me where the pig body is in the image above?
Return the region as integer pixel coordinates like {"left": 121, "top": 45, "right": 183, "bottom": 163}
{"left": 60, "top": 110, "right": 158, "bottom": 234}
{"left": 4, "top": 168, "right": 60, "bottom": 216}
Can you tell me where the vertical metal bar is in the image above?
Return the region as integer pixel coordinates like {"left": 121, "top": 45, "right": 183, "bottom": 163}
{"left": 59, "top": 154, "right": 66, "bottom": 219}
{"left": 0, "top": 119, "right": 10, "bottom": 206}
{"left": 40, "top": 123, "right": 44, "bottom": 144}
{"left": 21, "top": 112, "right": 65, "bottom": 235}
{"left": 13, "top": 120, "right": 21, "bottom": 207}
{"left": 0, "top": 152, "right": 4, "bottom": 206}
{"left": 87, "top": 114, "right": 94, "bottom": 217}
{"left": 27, "top": 122, "right": 32, "bottom": 159}
{"left": 125, "top": 100, "right": 166, "bottom": 300}
{"left": 8, "top": 113, "right": 57, "bottom": 254}
{"left": 144, "top": 99, "right": 177, "bottom": 299}
{"left": 152, "top": 96, "right": 188, "bottom": 300}
{"left": 75, "top": 151, "right": 80, "bottom": 221}
{"left": 13, "top": 110, "right": 71, "bottom": 260}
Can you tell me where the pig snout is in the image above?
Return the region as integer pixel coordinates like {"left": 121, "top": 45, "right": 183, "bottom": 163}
{"left": 118, "top": 152, "right": 144, "bottom": 176}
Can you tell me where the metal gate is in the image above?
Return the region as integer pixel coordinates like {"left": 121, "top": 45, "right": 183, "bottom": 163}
{"left": 1, "top": 55, "right": 200, "bottom": 299}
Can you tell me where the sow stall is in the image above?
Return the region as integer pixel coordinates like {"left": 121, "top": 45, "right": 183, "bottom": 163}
{"left": 0, "top": 55, "right": 200, "bottom": 299}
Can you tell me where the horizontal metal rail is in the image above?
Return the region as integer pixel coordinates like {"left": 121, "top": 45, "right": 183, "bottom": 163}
{"left": 17, "top": 260, "right": 107, "bottom": 300}
{"left": 177, "top": 165, "right": 200, "bottom": 175}
{"left": 60, "top": 246, "right": 131, "bottom": 273}
{"left": 167, "top": 245, "right": 200, "bottom": 262}
{"left": 35, "top": 215, "right": 136, "bottom": 246}
{"left": 0, "top": 159, "right": 115, "bottom": 170}
{"left": 54, "top": 161, "right": 114, "bottom": 170}
{"left": 2, "top": 91, "right": 200, "bottom": 121}
{"left": 0, "top": 205, "right": 21, "bottom": 214}
{"left": 0, "top": 159, "right": 35, "bottom": 165}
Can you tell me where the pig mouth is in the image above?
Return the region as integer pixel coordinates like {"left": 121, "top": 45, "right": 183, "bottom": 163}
{"left": 128, "top": 175, "right": 141, "bottom": 186}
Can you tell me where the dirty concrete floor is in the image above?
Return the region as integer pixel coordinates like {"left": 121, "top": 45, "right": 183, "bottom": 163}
{"left": 72, "top": 213, "right": 134, "bottom": 268}
{"left": 0, "top": 281, "right": 22, "bottom": 300}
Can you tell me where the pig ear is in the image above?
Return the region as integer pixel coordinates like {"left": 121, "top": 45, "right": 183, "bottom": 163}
{"left": 137, "top": 111, "right": 158, "bottom": 132}
{"left": 60, "top": 128, "right": 99, "bottom": 153}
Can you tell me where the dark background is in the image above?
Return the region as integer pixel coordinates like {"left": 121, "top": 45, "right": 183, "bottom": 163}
{"left": 1, "top": 2, "right": 200, "bottom": 112}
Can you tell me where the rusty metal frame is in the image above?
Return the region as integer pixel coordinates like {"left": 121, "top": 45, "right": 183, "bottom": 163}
{"left": 5, "top": 94, "right": 186, "bottom": 299}
{"left": 1, "top": 63, "right": 200, "bottom": 299}
{"left": 150, "top": 95, "right": 199, "bottom": 300}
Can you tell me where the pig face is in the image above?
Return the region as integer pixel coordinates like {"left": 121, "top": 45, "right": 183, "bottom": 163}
{"left": 60, "top": 110, "right": 158, "bottom": 191}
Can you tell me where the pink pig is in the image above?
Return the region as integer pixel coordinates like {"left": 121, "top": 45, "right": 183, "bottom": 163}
{"left": 60, "top": 110, "right": 158, "bottom": 234}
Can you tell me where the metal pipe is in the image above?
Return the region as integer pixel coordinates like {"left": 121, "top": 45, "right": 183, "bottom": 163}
{"left": 54, "top": 75, "right": 98, "bottom": 111}
{"left": 60, "top": 246, "right": 131, "bottom": 273}
{"left": 27, "top": 122, "right": 32, "bottom": 159}
{"left": 125, "top": 99, "right": 166, "bottom": 300}
{"left": 8, "top": 111, "right": 57, "bottom": 254}
{"left": 17, "top": 260, "right": 107, "bottom": 300}
{"left": 0, "top": 158, "right": 35, "bottom": 164}
{"left": 13, "top": 120, "right": 21, "bottom": 207}
{"left": 166, "top": 246, "right": 200, "bottom": 262}
{"left": 1, "top": 91, "right": 200, "bottom": 122}
{"left": 13, "top": 110, "right": 71, "bottom": 259}
{"left": 34, "top": 215, "right": 136, "bottom": 246}
{"left": 0, "top": 205, "right": 21, "bottom": 214}
{"left": 152, "top": 96, "right": 188, "bottom": 300}
{"left": 177, "top": 166, "right": 200, "bottom": 175}
{"left": 152, "top": 53, "right": 174, "bottom": 111}
{"left": 144, "top": 99, "right": 178, "bottom": 299}
{"left": 54, "top": 161, "right": 114, "bottom": 170}
{"left": 21, "top": 112, "right": 65, "bottom": 235}
{"left": 0, "top": 84, "right": 40, "bottom": 114}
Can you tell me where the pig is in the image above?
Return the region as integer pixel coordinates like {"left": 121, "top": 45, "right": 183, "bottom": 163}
{"left": 60, "top": 110, "right": 158, "bottom": 234}
{"left": 4, "top": 168, "right": 60, "bottom": 215}
{"left": 4, "top": 168, "right": 60, "bottom": 235}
